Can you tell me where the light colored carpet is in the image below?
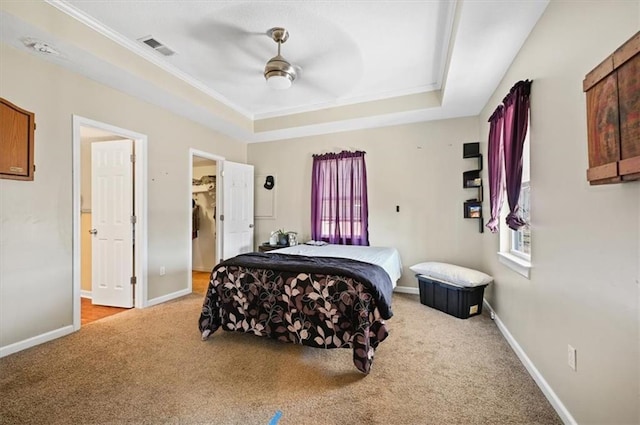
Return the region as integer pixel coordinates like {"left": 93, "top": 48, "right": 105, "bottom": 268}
{"left": 0, "top": 293, "right": 561, "bottom": 424}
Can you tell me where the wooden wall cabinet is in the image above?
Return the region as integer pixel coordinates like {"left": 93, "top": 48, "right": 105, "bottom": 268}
{"left": 583, "top": 31, "right": 639, "bottom": 185}
{"left": 1, "top": 97, "right": 36, "bottom": 181}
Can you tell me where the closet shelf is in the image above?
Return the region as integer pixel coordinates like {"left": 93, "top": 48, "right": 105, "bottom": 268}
{"left": 192, "top": 184, "right": 215, "bottom": 193}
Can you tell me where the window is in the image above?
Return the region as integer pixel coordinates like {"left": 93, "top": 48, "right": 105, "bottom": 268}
{"left": 311, "top": 151, "right": 369, "bottom": 246}
{"left": 487, "top": 80, "right": 532, "bottom": 277}
{"left": 498, "top": 121, "right": 531, "bottom": 278}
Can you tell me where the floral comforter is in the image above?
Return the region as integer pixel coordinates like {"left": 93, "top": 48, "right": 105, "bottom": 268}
{"left": 198, "top": 253, "right": 393, "bottom": 374}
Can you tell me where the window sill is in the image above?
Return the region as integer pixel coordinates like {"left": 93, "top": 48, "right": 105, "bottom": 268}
{"left": 497, "top": 252, "right": 531, "bottom": 279}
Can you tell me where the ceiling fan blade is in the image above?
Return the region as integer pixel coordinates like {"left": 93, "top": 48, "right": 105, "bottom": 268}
{"left": 294, "top": 44, "right": 333, "bottom": 70}
{"left": 227, "top": 65, "right": 264, "bottom": 80}
{"left": 189, "top": 19, "right": 265, "bottom": 40}
{"left": 294, "top": 46, "right": 362, "bottom": 97}
{"left": 297, "top": 74, "right": 340, "bottom": 99}
{"left": 188, "top": 19, "right": 267, "bottom": 63}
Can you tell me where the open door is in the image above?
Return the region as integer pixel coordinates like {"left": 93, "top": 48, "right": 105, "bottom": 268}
{"left": 221, "top": 161, "right": 254, "bottom": 260}
{"left": 90, "top": 140, "right": 134, "bottom": 308}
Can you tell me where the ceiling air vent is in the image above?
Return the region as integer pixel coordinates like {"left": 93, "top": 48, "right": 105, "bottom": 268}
{"left": 138, "top": 36, "right": 175, "bottom": 56}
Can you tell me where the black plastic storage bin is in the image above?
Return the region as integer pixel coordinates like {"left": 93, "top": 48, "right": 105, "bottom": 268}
{"left": 417, "top": 275, "right": 488, "bottom": 319}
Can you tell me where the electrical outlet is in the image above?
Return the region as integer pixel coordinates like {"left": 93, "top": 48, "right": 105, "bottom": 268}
{"left": 567, "top": 344, "right": 577, "bottom": 371}
{"left": 160, "top": 266, "right": 165, "bottom": 276}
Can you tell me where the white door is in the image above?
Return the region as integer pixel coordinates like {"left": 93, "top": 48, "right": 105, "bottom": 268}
{"left": 221, "top": 161, "right": 254, "bottom": 260}
{"left": 91, "top": 140, "right": 134, "bottom": 308}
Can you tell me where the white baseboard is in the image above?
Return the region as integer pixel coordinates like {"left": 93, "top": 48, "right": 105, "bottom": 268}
{"left": 482, "top": 300, "right": 577, "bottom": 425}
{"left": 0, "top": 325, "right": 75, "bottom": 358}
{"left": 80, "top": 290, "right": 92, "bottom": 299}
{"left": 394, "top": 285, "right": 419, "bottom": 295}
{"left": 146, "top": 288, "right": 192, "bottom": 308}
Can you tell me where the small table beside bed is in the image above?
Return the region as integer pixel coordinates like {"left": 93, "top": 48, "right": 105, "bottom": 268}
{"left": 198, "top": 243, "right": 402, "bottom": 373}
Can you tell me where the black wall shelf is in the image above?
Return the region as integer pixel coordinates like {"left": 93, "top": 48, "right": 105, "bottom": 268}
{"left": 463, "top": 170, "right": 482, "bottom": 188}
{"left": 463, "top": 142, "right": 483, "bottom": 233}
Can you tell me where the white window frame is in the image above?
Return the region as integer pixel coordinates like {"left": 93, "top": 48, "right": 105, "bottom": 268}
{"left": 498, "top": 120, "right": 532, "bottom": 278}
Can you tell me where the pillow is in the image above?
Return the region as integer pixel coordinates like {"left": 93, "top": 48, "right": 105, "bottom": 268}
{"left": 305, "top": 240, "right": 328, "bottom": 246}
{"left": 410, "top": 262, "right": 492, "bottom": 287}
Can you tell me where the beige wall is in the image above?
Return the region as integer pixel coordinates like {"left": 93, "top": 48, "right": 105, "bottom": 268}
{"left": 81, "top": 139, "right": 92, "bottom": 212}
{"left": 248, "top": 117, "right": 482, "bottom": 289}
{"left": 478, "top": 1, "right": 639, "bottom": 424}
{"left": 0, "top": 43, "right": 246, "bottom": 348}
{"left": 80, "top": 212, "right": 92, "bottom": 293}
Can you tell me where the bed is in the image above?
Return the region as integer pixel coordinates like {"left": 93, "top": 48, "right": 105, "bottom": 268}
{"left": 270, "top": 244, "right": 403, "bottom": 287}
{"left": 198, "top": 245, "right": 402, "bottom": 373}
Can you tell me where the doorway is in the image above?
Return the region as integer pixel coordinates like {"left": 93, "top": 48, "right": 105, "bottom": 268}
{"left": 72, "top": 116, "right": 148, "bottom": 330}
{"left": 187, "top": 151, "right": 255, "bottom": 294}
{"left": 189, "top": 149, "right": 223, "bottom": 295}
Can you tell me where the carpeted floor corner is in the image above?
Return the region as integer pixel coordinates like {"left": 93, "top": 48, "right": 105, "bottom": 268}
{"left": 0, "top": 293, "right": 561, "bottom": 424}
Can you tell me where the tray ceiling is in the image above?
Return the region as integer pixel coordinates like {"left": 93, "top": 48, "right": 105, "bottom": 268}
{"left": 0, "top": 0, "right": 549, "bottom": 142}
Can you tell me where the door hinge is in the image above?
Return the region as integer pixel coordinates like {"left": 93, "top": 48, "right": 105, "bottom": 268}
{"left": 33, "top": 164, "right": 36, "bottom": 173}
{"left": 130, "top": 276, "right": 137, "bottom": 285}
{"left": 34, "top": 122, "right": 36, "bottom": 131}
{"left": 130, "top": 153, "right": 136, "bottom": 163}
{"left": 131, "top": 215, "right": 137, "bottom": 224}
{"left": 221, "top": 170, "right": 225, "bottom": 177}
{"left": 220, "top": 214, "right": 224, "bottom": 221}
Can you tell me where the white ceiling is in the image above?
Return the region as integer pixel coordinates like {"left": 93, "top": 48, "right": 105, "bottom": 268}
{"left": 0, "top": 0, "right": 549, "bottom": 143}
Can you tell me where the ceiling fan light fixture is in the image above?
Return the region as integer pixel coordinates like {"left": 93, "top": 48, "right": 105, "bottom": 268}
{"left": 264, "top": 27, "right": 296, "bottom": 90}
{"left": 266, "top": 70, "right": 293, "bottom": 90}
{"left": 264, "top": 56, "right": 297, "bottom": 89}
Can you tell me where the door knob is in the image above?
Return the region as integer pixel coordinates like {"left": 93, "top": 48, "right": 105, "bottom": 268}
{"left": 249, "top": 224, "right": 254, "bottom": 228}
{"left": 89, "top": 228, "right": 98, "bottom": 235}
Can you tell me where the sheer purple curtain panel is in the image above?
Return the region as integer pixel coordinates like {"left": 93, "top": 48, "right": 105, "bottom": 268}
{"left": 311, "top": 150, "right": 369, "bottom": 246}
{"left": 503, "top": 80, "right": 532, "bottom": 230}
{"left": 486, "top": 105, "right": 505, "bottom": 233}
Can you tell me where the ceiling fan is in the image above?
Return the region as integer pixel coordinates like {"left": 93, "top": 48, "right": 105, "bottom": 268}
{"left": 263, "top": 27, "right": 298, "bottom": 90}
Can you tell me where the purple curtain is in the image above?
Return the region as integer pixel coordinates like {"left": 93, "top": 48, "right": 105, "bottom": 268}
{"left": 486, "top": 105, "right": 504, "bottom": 233}
{"left": 311, "top": 151, "right": 369, "bottom": 245}
{"left": 503, "top": 80, "right": 532, "bottom": 230}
